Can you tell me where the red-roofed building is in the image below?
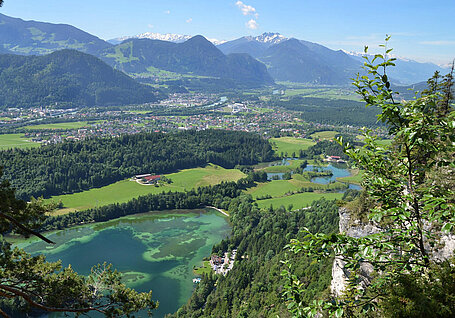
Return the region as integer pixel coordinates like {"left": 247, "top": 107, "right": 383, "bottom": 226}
{"left": 143, "top": 175, "right": 161, "bottom": 183}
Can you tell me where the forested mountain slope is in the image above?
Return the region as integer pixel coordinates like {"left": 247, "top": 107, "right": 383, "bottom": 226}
{"left": 99, "top": 36, "right": 274, "bottom": 86}
{"left": 0, "top": 13, "right": 112, "bottom": 55}
{"left": 0, "top": 49, "right": 163, "bottom": 108}
{"left": 168, "top": 198, "right": 340, "bottom": 317}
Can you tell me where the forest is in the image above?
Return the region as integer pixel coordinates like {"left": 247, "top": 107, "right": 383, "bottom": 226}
{"left": 168, "top": 197, "right": 341, "bottom": 317}
{"left": 273, "top": 96, "right": 382, "bottom": 127}
{"left": 0, "top": 130, "right": 274, "bottom": 200}
{"left": 0, "top": 50, "right": 164, "bottom": 108}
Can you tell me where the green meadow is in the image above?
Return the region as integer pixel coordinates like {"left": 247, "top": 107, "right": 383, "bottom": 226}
{"left": 310, "top": 130, "right": 340, "bottom": 140}
{"left": 337, "top": 169, "right": 364, "bottom": 185}
{"left": 262, "top": 159, "right": 306, "bottom": 173}
{"left": 255, "top": 192, "right": 343, "bottom": 210}
{"left": 0, "top": 134, "right": 40, "bottom": 150}
{"left": 247, "top": 173, "right": 345, "bottom": 200}
{"left": 47, "top": 164, "right": 245, "bottom": 213}
{"left": 270, "top": 137, "right": 315, "bottom": 156}
{"left": 24, "top": 121, "right": 100, "bottom": 130}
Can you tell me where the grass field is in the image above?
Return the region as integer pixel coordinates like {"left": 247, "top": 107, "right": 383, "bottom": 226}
{"left": 193, "top": 261, "right": 212, "bottom": 276}
{"left": 263, "top": 159, "right": 307, "bottom": 173}
{"left": 310, "top": 130, "right": 340, "bottom": 140}
{"left": 24, "top": 121, "right": 100, "bottom": 130}
{"left": 337, "top": 169, "right": 364, "bottom": 185}
{"left": 270, "top": 137, "right": 315, "bottom": 156}
{"left": 247, "top": 174, "right": 345, "bottom": 199}
{"left": 46, "top": 164, "right": 245, "bottom": 213}
{"left": 256, "top": 192, "right": 343, "bottom": 210}
{"left": 0, "top": 134, "right": 40, "bottom": 150}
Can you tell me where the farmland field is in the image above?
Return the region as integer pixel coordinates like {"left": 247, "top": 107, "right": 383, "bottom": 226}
{"left": 310, "top": 130, "right": 339, "bottom": 140}
{"left": 270, "top": 137, "right": 315, "bottom": 156}
{"left": 24, "top": 121, "right": 101, "bottom": 130}
{"left": 47, "top": 164, "right": 245, "bottom": 212}
{"left": 0, "top": 134, "right": 40, "bottom": 150}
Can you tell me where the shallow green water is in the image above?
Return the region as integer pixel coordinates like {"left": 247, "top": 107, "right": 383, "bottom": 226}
{"left": 17, "top": 209, "right": 230, "bottom": 318}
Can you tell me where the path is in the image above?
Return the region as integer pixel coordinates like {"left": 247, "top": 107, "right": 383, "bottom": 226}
{"left": 205, "top": 206, "right": 230, "bottom": 217}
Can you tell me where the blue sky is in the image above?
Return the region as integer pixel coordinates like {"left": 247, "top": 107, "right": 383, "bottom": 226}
{"left": 1, "top": 0, "right": 454, "bottom": 65}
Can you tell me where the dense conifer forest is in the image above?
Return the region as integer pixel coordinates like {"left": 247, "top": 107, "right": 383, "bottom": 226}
{"left": 168, "top": 197, "right": 340, "bottom": 317}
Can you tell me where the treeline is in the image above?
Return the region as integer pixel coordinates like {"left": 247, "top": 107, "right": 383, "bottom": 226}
{"left": 273, "top": 96, "right": 382, "bottom": 127}
{"left": 168, "top": 197, "right": 340, "bottom": 317}
{"left": 0, "top": 130, "right": 274, "bottom": 200}
{"left": 40, "top": 172, "right": 267, "bottom": 231}
{"left": 296, "top": 139, "right": 352, "bottom": 160}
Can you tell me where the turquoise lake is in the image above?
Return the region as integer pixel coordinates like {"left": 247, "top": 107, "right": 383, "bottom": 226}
{"left": 16, "top": 208, "right": 230, "bottom": 318}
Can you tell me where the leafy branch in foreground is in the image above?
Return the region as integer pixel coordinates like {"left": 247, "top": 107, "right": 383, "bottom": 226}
{"left": 0, "top": 167, "right": 157, "bottom": 317}
{"left": 282, "top": 36, "right": 455, "bottom": 317}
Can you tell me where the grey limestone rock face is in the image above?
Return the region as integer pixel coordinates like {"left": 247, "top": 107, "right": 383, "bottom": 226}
{"left": 331, "top": 208, "right": 455, "bottom": 297}
{"left": 331, "top": 208, "right": 380, "bottom": 297}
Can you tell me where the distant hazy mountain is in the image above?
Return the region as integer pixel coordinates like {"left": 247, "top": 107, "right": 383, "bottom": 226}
{"left": 108, "top": 32, "right": 226, "bottom": 46}
{"left": 219, "top": 32, "right": 447, "bottom": 85}
{"left": 0, "top": 50, "right": 163, "bottom": 108}
{"left": 219, "top": 33, "right": 360, "bottom": 84}
{"left": 100, "top": 35, "right": 274, "bottom": 86}
{"left": 344, "top": 50, "right": 448, "bottom": 85}
{"left": 0, "top": 13, "right": 112, "bottom": 55}
{"left": 218, "top": 32, "right": 286, "bottom": 57}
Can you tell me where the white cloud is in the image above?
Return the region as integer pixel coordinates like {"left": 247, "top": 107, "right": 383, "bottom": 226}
{"left": 236, "top": 1, "right": 258, "bottom": 17}
{"left": 148, "top": 24, "right": 154, "bottom": 29}
{"left": 164, "top": 10, "right": 171, "bottom": 14}
{"left": 186, "top": 18, "right": 193, "bottom": 23}
{"left": 245, "top": 19, "right": 258, "bottom": 30}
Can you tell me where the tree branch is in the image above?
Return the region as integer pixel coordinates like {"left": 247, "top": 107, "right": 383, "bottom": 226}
{"left": 0, "top": 212, "right": 55, "bottom": 244}
{"left": 0, "top": 284, "right": 105, "bottom": 314}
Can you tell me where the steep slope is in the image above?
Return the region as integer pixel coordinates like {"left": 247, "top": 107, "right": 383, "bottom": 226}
{"left": 218, "top": 32, "right": 286, "bottom": 57}
{"left": 260, "top": 39, "right": 352, "bottom": 84}
{"left": 218, "top": 36, "right": 270, "bottom": 58}
{"left": 0, "top": 13, "right": 112, "bottom": 55}
{"left": 219, "top": 34, "right": 362, "bottom": 84}
{"left": 100, "top": 35, "right": 274, "bottom": 86}
{"left": 0, "top": 50, "right": 163, "bottom": 108}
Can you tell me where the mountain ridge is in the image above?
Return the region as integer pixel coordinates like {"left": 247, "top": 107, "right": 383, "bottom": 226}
{"left": 0, "top": 13, "right": 112, "bottom": 55}
{"left": 0, "top": 49, "right": 164, "bottom": 108}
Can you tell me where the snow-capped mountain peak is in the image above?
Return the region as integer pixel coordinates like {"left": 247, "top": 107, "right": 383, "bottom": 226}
{"left": 108, "top": 32, "right": 225, "bottom": 45}
{"left": 251, "top": 32, "right": 287, "bottom": 44}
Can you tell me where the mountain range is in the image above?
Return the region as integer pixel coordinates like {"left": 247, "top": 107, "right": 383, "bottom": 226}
{"left": 0, "top": 13, "right": 448, "bottom": 89}
{"left": 108, "top": 32, "right": 226, "bottom": 46}
{"left": 99, "top": 35, "right": 273, "bottom": 86}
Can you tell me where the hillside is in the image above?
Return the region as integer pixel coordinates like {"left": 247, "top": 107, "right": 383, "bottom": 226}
{"left": 0, "top": 50, "right": 163, "bottom": 108}
{"left": 259, "top": 39, "right": 357, "bottom": 84}
{"left": 219, "top": 35, "right": 361, "bottom": 85}
{"left": 100, "top": 36, "right": 274, "bottom": 87}
{"left": 0, "top": 13, "right": 112, "bottom": 55}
